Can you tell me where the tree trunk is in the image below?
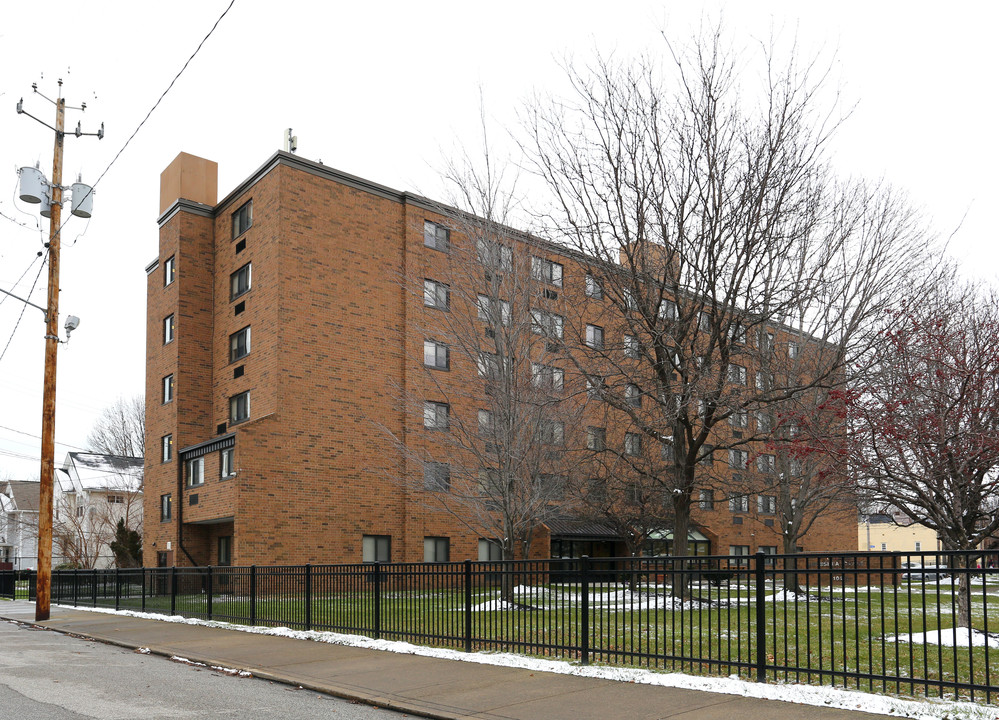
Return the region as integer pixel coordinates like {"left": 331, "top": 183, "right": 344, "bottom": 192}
{"left": 671, "top": 486, "right": 693, "bottom": 601}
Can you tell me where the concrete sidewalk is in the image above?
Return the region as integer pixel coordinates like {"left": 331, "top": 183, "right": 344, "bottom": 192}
{"left": 0, "top": 601, "right": 887, "bottom": 720}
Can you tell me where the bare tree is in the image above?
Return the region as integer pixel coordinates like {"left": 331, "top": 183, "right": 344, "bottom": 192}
{"left": 87, "top": 396, "right": 145, "bottom": 458}
{"left": 388, "top": 123, "right": 582, "bottom": 586}
{"left": 521, "top": 26, "right": 933, "bottom": 591}
{"left": 849, "top": 278, "right": 999, "bottom": 628}
{"left": 54, "top": 472, "right": 142, "bottom": 569}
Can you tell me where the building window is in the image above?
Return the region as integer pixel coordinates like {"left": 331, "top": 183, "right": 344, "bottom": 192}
{"left": 162, "top": 374, "right": 174, "bottom": 404}
{"left": 217, "top": 536, "right": 232, "bottom": 566}
{"left": 660, "top": 438, "right": 675, "bottom": 462}
{"left": 424, "top": 279, "right": 449, "bottom": 310}
{"left": 625, "top": 384, "right": 641, "bottom": 408}
{"left": 477, "top": 352, "right": 500, "bottom": 379}
{"left": 623, "top": 334, "right": 640, "bottom": 359}
{"left": 161, "top": 435, "right": 173, "bottom": 463}
{"left": 788, "top": 341, "right": 800, "bottom": 359}
{"left": 230, "top": 263, "right": 252, "bottom": 301}
{"left": 478, "top": 295, "right": 511, "bottom": 326}
{"left": 659, "top": 299, "right": 677, "bottom": 321}
{"left": 424, "top": 220, "right": 449, "bottom": 251}
{"left": 756, "top": 371, "right": 773, "bottom": 391}
{"left": 478, "top": 539, "right": 502, "bottom": 561}
{"left": 539, "top": 420, "right": 564, "bottom": 446}
{"left": 699, "top": 490, "right": 714, "bottom": 510}
{"left": 915, "top": 541, "right": 922, "bottom": 552}
{"left": 107, "top": 495, "right": 124, "bottom": 504}
{"left": 477, "top": 409, "right": 494, "bottom": 436}
{"left": 729, "top": 410, "right": 748, "bottom": 428}
{"left": 164, "top": 256, "right": 175, "bottom": 286}
{"left": 160, "top": 493, "right": 172, "bottom": 521}
{"left": 729, "top": 449, "right": 748, "bottom": 470}
{"left": 728, "top": 494, "right": 749, "bottom": 513}
{"left": 186, "top": 457, "right": 204, "bottom": 487}
{"left": 729, "top": 323, "right": 747, "bottom": 344}
{"left": 424, "top": 401, "right": 450, "bottom": 430}
{"left": 530, "top": 362, "right": 564, "bottom": 391}
{"left": 586, "top": 375, "right": 605, "bottom": 398}
{"left": 423, "top": 462, "right": 450, "bottom": 492}
{"left": 585, "top": 324, "right": 604, "bottom": 349}
{"left": 699, "top": 445, "right": 714, "bottom": 465}
{"left": 758, "top": 494, "right": 776, "bottom": 514}
{"left": 230, "top": 326, "right": 251, "bottom": 363}
{"left": 727, "top": 363, "right": 747, "bottom": 385}
{"left": 530, "top": 309, "right": 563, "bottom": 339}
{"left": 163, "top": 314, "right": 175, "bottom": 344}
{"left": 230, "top": 391, "right": 250, "bottom": 424}
{"left": 221, "top": 448, "right": 235, "bottom": 478}
{"left": 585, "top": 274, "right": 602, "bottom": 299}
{"left": 625, "top": 432, "right": 642, "bottom": 457}
{"left": 423, "top": 537, "right": 450, "bottom": 563}
{"left": 476, "top": 239, "right": 512, "bottom": 272}
{"left": 756, "top": 412, "right": 772, "bottom": 433}
{"left": 756, "top": 454, "right": 775, "bottom": 474}
{"left": 586, "top": 426, "right": 606, "bottom": 451}
{"left": 232, "top": 200, "right": 252, "bottom": 238}
{"left": 362, "top": 535, "right": 391, "bottom": 562}
{"left": 424, "top": 340, "right": 449, "bottom": 370}
{"left": 698, "top": 311, "right": 711, "bottom": 332}
{"left": 531, "top": 256, "right": 563, "bottom": 287}
{"left": 881, "top": 543, "right": 887, "bottom": 552}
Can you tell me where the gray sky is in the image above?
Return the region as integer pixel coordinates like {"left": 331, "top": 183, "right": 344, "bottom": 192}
{"left": 0, "top": 0, "right": 996, "bottom": 479}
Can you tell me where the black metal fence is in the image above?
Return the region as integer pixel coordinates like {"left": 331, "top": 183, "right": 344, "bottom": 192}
{"left": 3, "top": 550, "right": 997, "bottom": 704}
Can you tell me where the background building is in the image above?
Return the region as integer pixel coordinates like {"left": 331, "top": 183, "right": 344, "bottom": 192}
{"left": 0, "top": 480, "right": 39, "bottom": 570}
{"left": 144, "top": 150, "right": 857, "bottom": 567}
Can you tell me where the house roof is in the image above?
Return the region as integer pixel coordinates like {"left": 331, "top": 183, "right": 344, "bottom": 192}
{"left": 60, "top": 452, "right": 143, "bottom": 493}
{"left": 4, "top": 481, "right": 40, "bottom": 513}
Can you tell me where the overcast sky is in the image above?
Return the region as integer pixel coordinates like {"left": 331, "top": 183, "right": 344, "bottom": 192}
{"left": 0, "top": 1, "right": 996, "bottom": 480}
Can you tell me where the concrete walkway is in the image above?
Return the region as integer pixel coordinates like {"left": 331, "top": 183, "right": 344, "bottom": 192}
{"left": 0, "top": 601, "right": 888, "bottom": 720}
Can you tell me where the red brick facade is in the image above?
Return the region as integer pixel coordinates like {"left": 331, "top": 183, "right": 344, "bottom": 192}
{"left": 143, "top": 151, "right": 857, "bottom": 568}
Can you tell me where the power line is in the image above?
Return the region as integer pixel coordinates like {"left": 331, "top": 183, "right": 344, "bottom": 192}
{"left": 0, "top": 253, "right": 43, "bottom": 309}
{"left": 0, "top": 423, "right": 88, "bottom": 452}
{"left": 0, "top": 249, "right": 47, "bottom": 365}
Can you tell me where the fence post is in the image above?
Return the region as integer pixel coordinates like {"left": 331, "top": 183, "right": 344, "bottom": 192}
{"left": 373, "top": 562, "right": 382, "bottom": 640}
{"left": 464, "top": 559, "right": 473, "bottom": 653}
{"left": 755, "top": 550, "right": 767, "bottom": 683}
{"left": 73, "top": 568, "right": 78, "bottom": 606}
{"left": 206, "top": 566, "right": 213, "bottom": 622}
{"left": 170, "top": 567, "right": 177, "bottom": 616}
{"left": 91, "top": 570, "right": 97, "bottom": 607}
{"left": 141, "top": 568, "right": 146, "bottom": 613}
{"left": 250, "top": 566, "right": 257, "bottom": 626}
{"left": 115, "top": 567, "right": 121, "bottom": 611}
{"left": 305, "top": 563, "right": 312, "bottom": 631}
{"left": 580, "top": 556, "right": 590, "bottom": 666}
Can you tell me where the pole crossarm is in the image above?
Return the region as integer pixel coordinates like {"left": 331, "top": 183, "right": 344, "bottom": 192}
{"left": 0, "top": 286, "right": 47, "bottom": 316}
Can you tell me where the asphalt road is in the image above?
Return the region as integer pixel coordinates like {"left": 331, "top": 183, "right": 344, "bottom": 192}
{"left": 0, "top": 619, "right": 408, "bottom": 719}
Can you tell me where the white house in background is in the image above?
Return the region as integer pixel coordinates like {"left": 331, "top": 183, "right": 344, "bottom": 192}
{"left": 0, "top": 480, "right": 40, "bottom": 570}
{"left": 54, "top": 452, "right": 143, "bottom": 569}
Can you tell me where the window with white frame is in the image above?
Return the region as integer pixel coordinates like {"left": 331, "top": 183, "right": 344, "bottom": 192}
{"left": 423, "top": 340, "right": 449, "bottom": 370}
{"left": 659, "top": 299, "right": 677, "bottom": 321}
{"left": 423, "top": 462, "right": 450, "bottom": 492}
{"left": 477, "top": 352, "right": 500, "bottom": 379}
{"left": 362, "top": 534, "right": 391, "bottom": 562}
{"left": 586, "top": 375, "right": 605, "bottom": 398}
{"left": 531, "top": 256, "right": 563, "bottom": 287}
{"left": 756, "top": 411, "right": 772, "bottom": 433}
{"left": 625, "top": 384, "right": 641, "bottom": 407}
{"left": 660, "top": 438, "right": 675, "bottom": 462}
{"left": 423, "top": 220, "right": 449, "bottom": 251}
{"left": 622, "top": 288, "right": 637, "bottom": 310}
{"left": 164, "top": 256, "right": 176, "bottom": 286}
{"left": 230, "top": 326, "right": 251, "bottom": 362}
{"left": 788, "top": 341, "right": 800, "bottom": 359}
{"left": 727, "top": 363, "right": 747, "bottom": 385}
{"left": 586, "top": 426, "right": 605, "bottom": 451}
{"left": 585, "top": 274, "right": 602, "bottom": 299}
{"left": 221, "top": 448, "right": 235, "bottom": 478}
{"left": 539, "top": 420, "right": 564, "bottom": 446}
{"left": 477, "top": 295, "right": 511, "bottom": 326}
{"left": 230, "top": 263, "right": 251, "bottom": 301}
{"left": 623, "top": 334, "right": 639, "bottom": 359}
{"left": 625, "top": 432, "right": 642, "bottom": 456}
{"left": 477, "top": 410, "right": 494, "bottom": 435}
{"left": 530, "top": 362, "right": 564, "bottom": 391}
{"left": 729, "top": 449, "right": 748, "bottom": 469}
{"left": 232, "top": 200, "right": 252, "bottom": 238}
{"left": 530, "top": 309, "right": 563, "bottom": 339}
{"left": 186, "top": 457, "right": 204, "bottom": 487}
{"left": 729, "top": 410, "right": 748, "bottom": 428}
{"left": 756, "top": 454, "right": 776, "bottom": 474}
{"left": 585, "top": 324, "right": 604, "bottom": 349}
{"left": 423, "top": 279, "right": 449, "bottom": 310}
{"left": 729, "top": 545, "right": 750, "bottom": 567}
{"left": 758, "top": 494, "right": 777, "bottom": 514}
{"left": 163, "top": 314, "right": 175, "bottom": 344}
{"left": 790, "top": 458, "right": 803, "bottom": 477}
{"left": 476, "top": 239, "right": 512, "bottom": 271}
{"left": 698, "top": 311, "right": 711, "bottom": 332}
{"left": 699, "top": 490, "right": 714, "bottom": 510}
{"left": 161, "top": 435, "right": 173, "bottom": 463}
{"left": 423, "top": 537, "right": 450, "bottom": 563}
{"left": 230, "top": 391, "right": 250, "bottom": 424}
{"left": 728, "top": 494, "right": 749, "bottom": 513}
{"left": 423, "top": 401, "right": 449, "bottom": 430}
{"left": 162, "top": 374, "right": 174, "bottom": 404}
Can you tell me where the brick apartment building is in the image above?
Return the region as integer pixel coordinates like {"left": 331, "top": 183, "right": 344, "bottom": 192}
{"left": 143, "top": 150, "right": 857, "bottom": 568}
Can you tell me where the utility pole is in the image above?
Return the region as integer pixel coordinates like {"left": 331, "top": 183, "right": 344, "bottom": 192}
{"left": 15, "top": 80, "right": 102, "bottom": 621}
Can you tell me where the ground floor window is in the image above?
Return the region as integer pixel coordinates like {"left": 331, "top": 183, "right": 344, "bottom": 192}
{"left": 362, "top": 534, "right": 391, "bottom": 563}
{"left": 423, "top": 537, "right": 450, "bottom": 563}
{"left": 217, "top": 536, "right": 232, "bottom": 567}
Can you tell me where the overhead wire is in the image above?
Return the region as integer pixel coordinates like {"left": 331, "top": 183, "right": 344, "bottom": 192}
{"left": 0, "top": 249, "right": 47, "bottom": 365}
